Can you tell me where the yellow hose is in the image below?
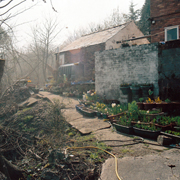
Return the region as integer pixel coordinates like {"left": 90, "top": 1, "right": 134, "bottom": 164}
{"left": 65, "top": 146, "right": 122, "bottom": 180}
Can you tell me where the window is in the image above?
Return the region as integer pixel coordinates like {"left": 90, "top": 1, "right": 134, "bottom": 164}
{"left": 165, "top": 25, "right": 179, "bottom": 41}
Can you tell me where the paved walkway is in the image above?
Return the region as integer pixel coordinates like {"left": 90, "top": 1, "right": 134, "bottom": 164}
{"left": 38, "top": 92, "right": 180, "bottom": 180}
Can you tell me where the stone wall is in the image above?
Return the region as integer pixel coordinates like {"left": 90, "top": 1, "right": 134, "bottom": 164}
{"left": 151, "top": 0, "right": 180, "bottom": 43}
{"left": 95, "top": 43, "right": 159, "bottom": 101}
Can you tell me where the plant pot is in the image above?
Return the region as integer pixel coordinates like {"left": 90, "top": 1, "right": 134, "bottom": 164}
{"left": 96, "top": 111, "right": 102, "bottom": 118}
{"left": 143, "top": 103, "right": 156, "bottom": 110}
{"left": 102, "top": 113, "right": 109, "bottom": 119}
{"left": 133, "top": 127, "right": 160, "bottom": 139}
{"left": 140, "top": 85, "right": 152, "bottom": 97}
{"left": 137, "top": 102, "right": 144, "bottom": 110}
{"left": 80, "top": 107, "right": 96, "bottom": 117}
{"left": 160, "top": 131, "right": 180, "bottom": 143}
{"left": 130, "top": 86, "right": 140, "bottom": 95}
{"left": 113, "top": 123, "right": 133, "bottom": 135}
{"left": 75, "top": 104, "right": 84, "bottom": 111}
{"left": 120, "top": 86, "right": 130, "bottom": 95}
{"left": 108, "top": 112, "right": 124, "bottom": 122}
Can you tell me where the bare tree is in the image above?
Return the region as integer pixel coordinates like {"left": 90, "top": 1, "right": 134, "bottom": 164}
{"left": 28, "top": 17, "right": 62, "bottom": 86}
{"left": 0, "top": 0, "right": 57, "bottom": 33}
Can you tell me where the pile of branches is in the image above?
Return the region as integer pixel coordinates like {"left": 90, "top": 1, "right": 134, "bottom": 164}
{"left": 0, "top": 99, "right": 103, "bottom": 179}
{"left": 0, "top": 127, "right": 101, "bottom": 180}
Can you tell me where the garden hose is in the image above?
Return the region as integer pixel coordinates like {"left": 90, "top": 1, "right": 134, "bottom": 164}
{"left": 65, "top": 146, "right": 122, "bottom": 180}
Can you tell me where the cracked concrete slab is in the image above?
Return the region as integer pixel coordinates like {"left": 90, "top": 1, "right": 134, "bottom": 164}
{"left": 67, "top": 117, "right": 111, "bottom": 134}
{"left": 100, "top": 149, "right": 180, "bottom": 180}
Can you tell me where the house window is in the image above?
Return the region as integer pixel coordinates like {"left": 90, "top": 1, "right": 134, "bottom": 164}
{"left": 165, "top": 25, "right": 179, "bottom": 41}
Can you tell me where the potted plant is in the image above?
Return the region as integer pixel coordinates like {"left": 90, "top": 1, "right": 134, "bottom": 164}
{"left": 140, "top": 109, "right": 165, "bottom": 120}
{"left": 155, "top": 97, "right": 169, "bottom": 112}
{"left": 130, "top": 84, "right": 140, "bottom": 101}
{"left": 143, "top": 97, "right": 156, "bottom": 110}
{"left": 154, "top": 116, "right": 176, "bottom": 131}
{"left": 120, "top": 83, "right": 130, "bottom": 95}
{"left": 108, "top": 103, "right": 124, "bottom": 122}
{"left": 161, "top": 130, "right": 180, "bottom": 143}
{"left": 130, "top": 84, "right": 140, "bottom": 94}
{"left": 113, "top": 115, "right": 133, "bottom": 134}
{"left": 137, "top": 97, "right": 144, "bottom": 110}
{"left": 128, "top": 101, "right": 140, "bottom": 124}
{"left": 133, "top": 124, "right": 161, "bottom": 139}
{"left": 140, "top": 83, "right": 152, "bottom": 97}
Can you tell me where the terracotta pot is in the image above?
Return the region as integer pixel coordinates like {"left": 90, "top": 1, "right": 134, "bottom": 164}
{"left": 143, "top": 103, "right": 156, "bottom": 110}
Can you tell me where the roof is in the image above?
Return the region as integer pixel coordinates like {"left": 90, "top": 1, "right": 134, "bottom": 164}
{"left": 60, "top": 22, "right": 130, "bottom": 53}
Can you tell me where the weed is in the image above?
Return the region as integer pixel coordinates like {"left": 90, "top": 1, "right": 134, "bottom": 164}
{"left": 144, "top": 143, "right": 149, "bottom": 147}
{"left": 22, "top": 115, "right": 34, "bottom": 123}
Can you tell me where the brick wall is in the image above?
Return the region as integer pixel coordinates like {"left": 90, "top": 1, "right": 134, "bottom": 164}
{"left": 151, "top": 0, "right": 180, "bottom": 42}
{"left": 95, "top": 43, "right": 159, "bottom": 100}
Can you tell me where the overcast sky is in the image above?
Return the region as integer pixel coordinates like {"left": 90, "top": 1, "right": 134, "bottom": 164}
{"left": 2, "top": 0, "right": 145, "bottom": 49}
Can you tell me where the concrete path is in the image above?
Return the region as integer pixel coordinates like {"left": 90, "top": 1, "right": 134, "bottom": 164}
{"left": 101, "top": 148, "right": 180, "bottom": 180}
{"left": 38, "top": 92, "right": 180, "bottom": 180}
{"left": 38, "top": 91, "right": 110, "bottom": 134}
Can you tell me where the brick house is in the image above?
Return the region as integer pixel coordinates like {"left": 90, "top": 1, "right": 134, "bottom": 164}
{"left": 56, "top": 21, "right": 149, "bottom": 81}
{"left": 150, "top": 0, "right": 180, "bottom": 43}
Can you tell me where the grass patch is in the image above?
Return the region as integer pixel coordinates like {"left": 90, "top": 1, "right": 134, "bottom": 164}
{"left": 121, "top": 148, "right": 134, "bottom": 154}
{"left": 68, "top": 132, "right": 111, "bottom": 163}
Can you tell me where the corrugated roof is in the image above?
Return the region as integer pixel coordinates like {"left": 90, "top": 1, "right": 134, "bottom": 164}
{"left": 60, "top": 22, "right": 129, "bottom": 52}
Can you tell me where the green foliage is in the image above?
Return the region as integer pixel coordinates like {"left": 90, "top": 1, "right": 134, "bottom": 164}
{"left": 72, "top": 133, "right": 111, "bottom": 164}
{"left": 165, "top": 98, "right": 171, "bottom": 103}
{"left": 128, "top": 101, "right": 140, "bottom": 121}
{"left": 154, "top": 116, "right": 176, "bottom": 126}
{"left": 134, "top": 124, "right": 160, "bottom": 131}
{"left": 117, "top": 115, "right": 131, "bottom": 126}
{"left": 148, "top": 89, "right": 153, "bottom": 96}
{"left": 123, "top": 1, "right": 140, "bottom": 23}
{"left": 140, "top": 109, "right": 161, "bottom": 115}
{"left": 137, "top": 0, "right": 151, "bottom": 35}
{"left": 165, "top": 130, "right": 180, "bottom": 136}
{"left": 139, "top": 97, "right": 144, "bottom": 102}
